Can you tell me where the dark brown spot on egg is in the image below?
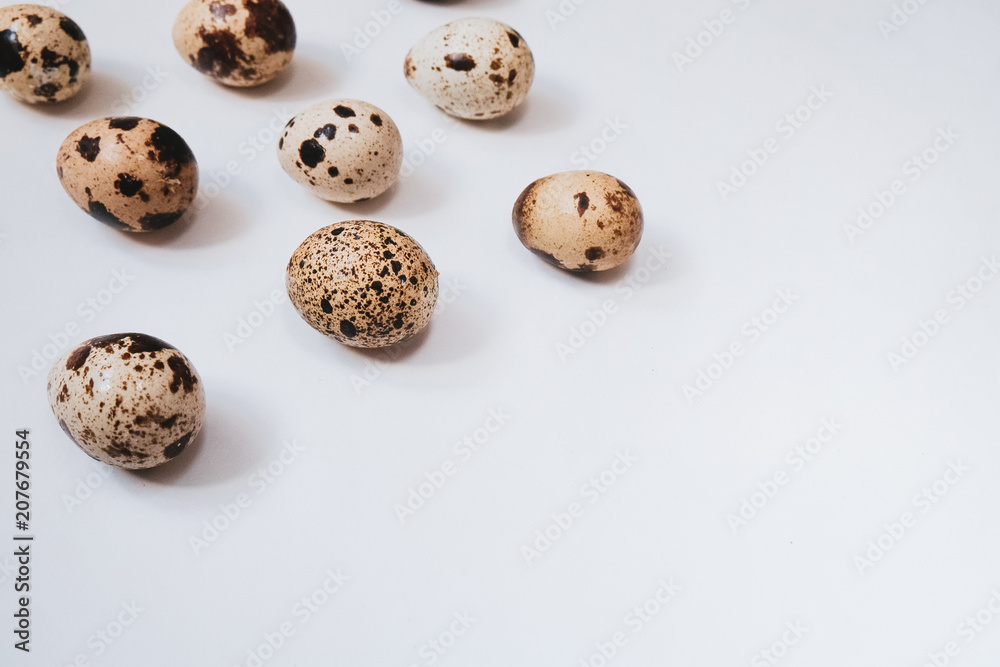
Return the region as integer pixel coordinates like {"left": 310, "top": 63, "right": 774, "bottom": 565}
{"left": 150, "top": 124, "right": 195, "bottom": 164}
{"left": 585, "top": 247, "right": 605, "bottom": 261}
{"left": 508, "top": 69, "right": 517, "bottom": 84}
{"left": 126, "top": 333, "right": 171, "bottom": 354}
{"left": 87, "top": 201, "right": 129, "bottom": 230}
{"left": 0, "top": 29, "right": 25, "bottom": 78}
{"left": 114, "top": 173, "right": 144, "bottom": 198}
{"left": 76, "top": 135, "right": 101, "bottom": 162}
{"left": 314, "top": 124, "right": 336, "bottom": 140}
{"left": 334, "top": 105, "right": 355, "bottom": 118}
{"left": 370, "top": 114, "right": 382, "bottom": 126}
{"left": 340, "top": 320, "right": 357, "bottom": 338}
{"left": 244, "top": 0, "right": 297, "bottom": 53}
{"left": 574, "top": 192, "right": 590, "bottom": 217}
{"left": 164, "top": 431, "right": 194, "bottom": 459}
{"left": 66, "top": 345, "right": 91, "bottom": 371}
{"left": 108, "top": 117, "right": 141, "bottom": 131}
{"left": 327, "top": 166, "right": 339, "bottom": 177}
{"left": 25, "top": 14, "right": 42, "bottom": 26}
{"left": 508, "top": 31, "right": 521, "bottom": 48}
{"left": 160, "top": 414, "right": 179, "bottom": 429}
{"left": 320, "top": 298, "right": 332, "bottom": 314}
{"left": 348, "top": 124, "right": 359, "bottom": 133}
{"left": 445, "top": 53, "right": 476, "bottom": 71}
{"left": 167, "top": 356, "right": 197, "bottom": 393}
{"left": 210, "top": 2, "right": 237, "bottom": 19}
{"left": 59, "top": 17, "right": 86, "bottom": 41}
{"left": 299, "top": 139, "right": 325, "bottom": 168}
{"left": 193, "top": 28, "right": 246, "bottom": 79}
{"left": 139, "top": 211, "right": 185, "bottom": 230}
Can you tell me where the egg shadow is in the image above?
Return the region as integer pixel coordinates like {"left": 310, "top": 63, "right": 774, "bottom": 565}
{"left": 125, "top": 191, "right": 249, "bottom": 249}
{"left": 131, "top": 390, "right": 274, "bottom": 487}
{"left": 403, "top": 297, "right": 492, "bottom": 365}
{"left": 329, "top": 162, "right": 452, "bottom": 220}
{"left": 342, "top": 321, "right": 433, "bottom": 365}
{"left": 22, "top": 71, "right": 134, "bottom": 121}
{"left": 454, "top": 82, "right": 578, "bottom": 135}
{"left": 225, "top": 54, "right": 338, "bottom": 102}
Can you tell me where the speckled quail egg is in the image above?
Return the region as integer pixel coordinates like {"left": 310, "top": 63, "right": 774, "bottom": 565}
{"left": 277, "top": 99, "right": 403, "bottom": 203}
{"left": 404, "top": 17, "right": 534, "bottom": 120}
{"left": 513, "top": 171, "right": 644, "bottom": 272}
{"left": 47, "top": 333, "right": 206, "bottom": 470}
{"left": 173, "top": 0, "right": 296, "bottom": 87}
{"left": 56, "top": 117, "right": 199, "bottom": 232}
{"left": 286, "top": 221, "right": 439, "bottom": 348}
{"left": 0, "top": 4, "right": 90, "bottom": 103}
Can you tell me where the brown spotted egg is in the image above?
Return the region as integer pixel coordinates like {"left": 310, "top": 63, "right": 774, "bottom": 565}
{"left": 286, "top": 221, "right": 439, "bottom": 348}
{"left": 277, "top": 99, "right": 403, "bottom": 203}
{"left": 404, "top": 17, "right": 534, "bottom": 120}
{"left": 0, "top": 4, "right": 90, "bottom": 103}
{"left": 513, "top": 171, "right": 644, "bottom": 272}
{"left": 47, "top": 333, "right": 206, "bottom": 470}
{"left": 56, "top": 117, "right": 199, "bottom": 232}
{"left": 173, "top": 0, "right": 296, "bottom": 87}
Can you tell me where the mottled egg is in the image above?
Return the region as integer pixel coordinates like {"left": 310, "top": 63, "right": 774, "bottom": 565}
{"left": 404, "top": 17, "right": 534, "bottom": 120}
{"left": 286, "top": 221, "right": 439, "bottom": 348}
{"left": 173, "top": 0, "right": 296, "bottom": 87}
{"left": 47, "top": 333, "right": 206, "bottom": 470}
{"left": 0, "top": 4, "right": 90, "bottom": 103}
{"left": 56, "top": 117, "right": 199, "bottom": 232}
{"left": 277, "top": 99, "right": 403, "bottom": 203}
{"left": 513, "top": 171, "right": 644, "bottom": 272}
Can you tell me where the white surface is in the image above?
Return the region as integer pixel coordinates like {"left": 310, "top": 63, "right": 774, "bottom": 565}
{"left": 2, "top": 0, "right": 1000, "bottom": 665}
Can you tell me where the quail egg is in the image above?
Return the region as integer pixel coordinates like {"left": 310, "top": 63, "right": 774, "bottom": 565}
{"left": 0, "top": 4, "right": 90, "bottom": 103}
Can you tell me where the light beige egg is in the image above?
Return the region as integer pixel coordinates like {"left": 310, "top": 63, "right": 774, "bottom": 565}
{"left": 513, "top": 171, "right": 644, "bottom": 272}
{"left": 286, "top": 221, "right": 439, "bottom": 348}
{"left": 56, "top": 117, "right": 199, "bottom": 232}
{"left": 404, "top": 17, "right": 534, "bottom": 120}
{"left": 0, "top": 4, "right": 90, "bottom": 103}
{"left": 277, "top": 99, "right": 403, "bottom": 203}
{"left": 172, "top": 0, "right": 296, "bottom": 87}
{"left": 47, "top": 333, "right": 206, "bottom": 470}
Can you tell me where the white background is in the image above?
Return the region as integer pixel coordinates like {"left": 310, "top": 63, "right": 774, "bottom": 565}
{"left": 2, "top": 0, "right": 1000, "bottom": 665}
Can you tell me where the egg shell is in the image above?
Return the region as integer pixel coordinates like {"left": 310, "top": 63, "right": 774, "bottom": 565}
{"left": 277, "top": 99, "right": 403, "bottom": 203}
{"left": 404, "top": 17, "right": 534, "bottom": 120}
{"left": 173, "top": 0, "right": 295, "bottom": 87}
{"left": 47, "top": 333, "right": 206, "bottom": 470}
{"left": 0, "top": 4, "right": 90, "bottom": 103}
{"left": 513, "top": 171, "right": 644, "bottom": 272}
{"left": 286, "top": 221, "right": 439, "bottom": 348}
{"left": 56, "top": 117, "right": 199, "bottom": 232}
